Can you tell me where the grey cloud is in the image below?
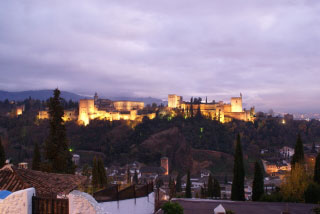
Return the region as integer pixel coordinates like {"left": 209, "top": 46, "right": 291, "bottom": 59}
{"left": 0, "top": 0, "right": 319, "bottom": 112}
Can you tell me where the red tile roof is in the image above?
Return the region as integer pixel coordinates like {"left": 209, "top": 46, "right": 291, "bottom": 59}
{"left": 0, "top": 165, "right": 87, "bottom": 197}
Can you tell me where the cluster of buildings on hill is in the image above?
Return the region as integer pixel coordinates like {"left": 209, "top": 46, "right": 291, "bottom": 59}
{"left": 261, "top": 143, "right": 319, "bottom": 191}
{"left": 168, "top": 93, "right": 255, "bottom": 123}
{"left": 36, "top": 92, "right": 256, "bottom": 125}
{"left": 38, "top": 93, "right": 156, "bottom": 125}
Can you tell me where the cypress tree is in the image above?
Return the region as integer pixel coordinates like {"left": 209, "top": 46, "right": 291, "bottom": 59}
{"left": 44, "top": 88, "right": 74, "bottom": 174}
{"left": 196, "top": 104, "right": 202, "bottom": 119}
{"left": 185, "top": 171, "right": 192, "bottom": 198}
{"left": 207, "top": 174, "right": 214, "bottom": 198}
{"left": 32, "top": 143, "right": 41, "bottom": 170}
{"left": 97, "top": 158, "right": 108, "bottom": 188}
{"left": 252, "top": 161, "right": 264, "bottom": 201}
{"left": 213, "top": 178, "right": 221, "bottom": 198}
{"left": 176, "top": 172, "right": 182, "bottom": 192}
{"left": 190, "top": 98, "right": 194, "bottom": 118}
{"left": 92, "top": 157, "right": 99, "bottom": 188}
{"left": 314, "top": 153, "right": 320, "bottom": 184}
{"left": 133, "top": 169, "right": 139, "bottom": 184}
{"left": 291, "top": 134, "right": 304, "bottom": 166}
{"left": 169, "top": 177, "right": 176, "bottom": 199}
{"left": 127, "top": 168, "right": 131, "bottom": 184}
{"left": 231, "top": 134, "right": 245, "bottom": 201}
{"left": 0, "top": 138, "right": 5, "bottom": 168}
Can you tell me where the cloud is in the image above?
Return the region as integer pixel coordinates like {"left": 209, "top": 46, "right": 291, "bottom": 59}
{"left": 0, "top": 0, "right": 319, "bottom": 112}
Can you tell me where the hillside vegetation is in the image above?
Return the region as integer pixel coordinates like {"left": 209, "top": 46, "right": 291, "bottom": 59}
{"left": 0, "top": 99, "right": 320, "bottom": 176}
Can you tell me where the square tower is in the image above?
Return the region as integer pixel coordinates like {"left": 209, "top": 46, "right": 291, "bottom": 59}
{"left": 168, "top": 94, "right": 183, "bottom": 108}
{"left": 161, "top": 157, "right": 169, "bottom": 175}
{"left": 231, "top": 95, "right": 243, "bottom": 113}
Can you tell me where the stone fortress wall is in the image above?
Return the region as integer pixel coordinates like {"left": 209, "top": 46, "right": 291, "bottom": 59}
{"left": 38, "top": 93, "right": 155, "bottom": 126}
{"left": 169, "top": 93, "right": 255, "bottom": 123}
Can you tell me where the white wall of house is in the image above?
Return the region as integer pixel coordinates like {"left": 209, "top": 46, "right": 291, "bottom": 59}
{"left": 68, "top": 190, "right": 109, "bottom": 214}
{"left": 0, "top": 188, "right": 35, "bottom": 214}
{"left": 100, "top": 192, "right": 155, "bottom": 214}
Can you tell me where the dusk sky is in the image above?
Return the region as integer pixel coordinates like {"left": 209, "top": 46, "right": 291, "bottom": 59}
{"left": 0, "top": 0, "right": 319, "bottom": 113}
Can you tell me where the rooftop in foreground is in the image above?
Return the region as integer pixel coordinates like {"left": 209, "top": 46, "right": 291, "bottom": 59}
{"left": 172, "top": 198, "right": 316, "bottom": 214}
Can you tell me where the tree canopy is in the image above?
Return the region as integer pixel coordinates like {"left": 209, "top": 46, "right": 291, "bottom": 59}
{"left": 44, "top": 88, "right": 74, "bottom": 174}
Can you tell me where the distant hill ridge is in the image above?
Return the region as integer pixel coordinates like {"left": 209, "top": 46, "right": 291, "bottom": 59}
{"left": 0, "top": 90, "right": 87, "bottom": 101}
{"left": 0, "top": 90, "right": 165, "bottom": 105}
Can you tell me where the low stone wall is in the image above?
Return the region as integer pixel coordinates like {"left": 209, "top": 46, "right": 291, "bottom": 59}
{"left": 0, "top": 188, "right": 35, "bottom": 214}
{"left": 68, "top": 190, "right": 110, "bottom": 214}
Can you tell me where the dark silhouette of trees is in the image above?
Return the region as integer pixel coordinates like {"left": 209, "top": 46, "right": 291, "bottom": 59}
{"left": 231, "top": 134, "right": 245, "bottom": 201}
{"left": 44, "top": 88, "right": 74, "bottom": 174}
{"left": 213, "top": 178, "right": 221, "bottom": 198}
{"left": 97, "top": 158, "right": 108, "bottom": 188}
{"left": 32, "top": 143, "right": 41, "bottom": 170}
{"left": 92, "top": 157, "right": 99, "bottom": 188}
{"left": 133, "top": 169, "right": 139, "bottom": 184}
{"left": 92, "top": 157, "right": 108, "bottom": 189}
{"left": 185, "top": 171, "right": 192, "bottom": 198}
{"left": 207, "top": 174, "right": 214, "bottom": 198}
{"left": 291, "top": 134, "right": 304, "bottom": 166}
{"left": 252, "top": 161, "right": 264, "bottom": 201}
{"left": 176, "top": 172, "right": 182, "bottom": 192}
{"left": 314, "top": 153, "right": 320, "bottom": 184}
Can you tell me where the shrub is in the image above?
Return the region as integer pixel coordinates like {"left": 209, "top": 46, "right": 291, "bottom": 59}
{"left": 162, "top": 202, "right": 184, "bottom": 214}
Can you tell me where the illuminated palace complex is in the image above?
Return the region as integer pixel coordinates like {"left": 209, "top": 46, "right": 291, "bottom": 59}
{"left": 38, "top": 93, "right": 156, "bottom": 125}
{"left": 168, "top": 93, "right": 255, "bottom": 123}
{"left": 38, "top": 92, "right": 255, "bottom": 125}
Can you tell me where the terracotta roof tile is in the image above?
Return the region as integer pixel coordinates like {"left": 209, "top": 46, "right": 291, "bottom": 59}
{"left": 0, "top": 165, "right": 87, "bottom": 197}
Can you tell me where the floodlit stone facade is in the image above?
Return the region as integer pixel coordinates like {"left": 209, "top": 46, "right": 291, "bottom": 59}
{"left": 172, "top": 93, "right": 255, "bottom": 123}
{"left": 38, "top": 93, "right": 155, "bottom": 125}
{"left": 168, "top": 94, "right": 183, "bottom": 108}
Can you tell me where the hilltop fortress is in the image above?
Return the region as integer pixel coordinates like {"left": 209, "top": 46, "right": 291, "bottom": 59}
{"left": 38, "top": 93, "right": 255, "bottom": 125}
{"left": 38, "top": 93, "right": 156, "bottom": 125}
{"left": 168, "top": 94, "right": 255, "bottom": 123}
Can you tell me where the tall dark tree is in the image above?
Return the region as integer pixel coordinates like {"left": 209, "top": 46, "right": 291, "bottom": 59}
{"left": 196, "top": 104, "right": 202, "bottom": 119}
{"left": 207, "top": 174, "right": 214, "bottom": 198}
{"left": 291, "top": 134, "right": 305, "bottom": 166}
{"left": 32, "top": 143, "right": 41, "bottom": 170}
{"left": 231, "top": 134, "right": 245, "bottom": 201}
{"left": 133, "top": 169, "right": 139, "bottom": 184}
{"left": 44, "top": 88, "right": 74, "bottom": 174}
{"left": 169, "top": 177, "right": 176, "bottom": 199}
{"left": 0, "top": 138, "right": 5, "bottom": 168}
{"left": 213, "top": 178, "right": 221, "bottom": 198}
{"left": 176, "top": 172, "right": 182, "bottom": 192}
{"left": 92, "top": 157, "right": 99, "bottom": 188}
{"left": 97, "top": 158, "right": 108, "bottom": 188}
{"left": 190, "top": 97, "right": 194, "bottom": 118}
{"left": 314, "top": 153, "right": 320, "bottom": 184}
{"left": 252, "top": 161, "right": 264, "bottom": 201}
{"left": 127, "top": 168, "right": 131, "bottom": 184}
{"left": 185, "top": 171, "right": 192, "bottom": 198}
